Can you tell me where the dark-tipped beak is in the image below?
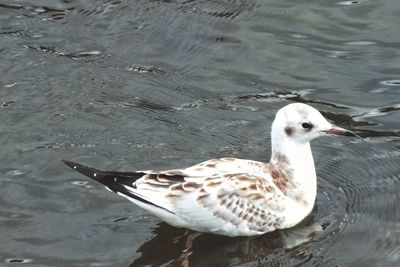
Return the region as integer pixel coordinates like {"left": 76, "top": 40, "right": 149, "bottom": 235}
{"left": 323, "top": 126, "right": 359, "bottom": 138}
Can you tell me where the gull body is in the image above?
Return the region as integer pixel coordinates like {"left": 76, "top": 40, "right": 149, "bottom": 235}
{"left": 64, "top": 103, "right": 355, "bottom": 236}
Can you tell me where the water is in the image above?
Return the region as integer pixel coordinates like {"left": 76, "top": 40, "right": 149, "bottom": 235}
{"left": 1, "top": 0, "right": 399, "bottom": 266}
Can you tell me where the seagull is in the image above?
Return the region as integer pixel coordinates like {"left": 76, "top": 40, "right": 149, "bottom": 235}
{"left": 63, "top": 103, "right": 356, "bottom": 237}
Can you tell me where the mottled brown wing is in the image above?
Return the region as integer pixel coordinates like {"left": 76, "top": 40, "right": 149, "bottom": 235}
{"left": 168, "top": 172, "right": 286, "bottom": 235}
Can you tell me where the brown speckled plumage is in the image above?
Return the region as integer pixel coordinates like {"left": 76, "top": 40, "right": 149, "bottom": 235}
{"left": 63, "top": 103, "right": 356, "bottom": 236}
{"left": 136, "top": 158, "right": 293, "bottom": 234}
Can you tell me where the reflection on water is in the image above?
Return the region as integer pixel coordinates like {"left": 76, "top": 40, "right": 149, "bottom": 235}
{"left": 130, "top": 219, "right": 325, "bottom": 267}
{"left": 1, "top": 0, "right": 400, "bottom": 266}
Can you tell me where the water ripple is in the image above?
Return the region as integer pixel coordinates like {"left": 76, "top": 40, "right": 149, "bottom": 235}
{"left": 0, "top": 2, "right": 71, "bottom": 21}
{"left": 338, "top": 1, "right": 365, "bottom": 6}
{"left": 317, "top": 138, "right": 400, "bottom": 256}
{"left": 175, "top": 0, "right": 259, "bottom": 19}
{"left": 381, "top": 80, "right": 400, "bottom": 86}
{"left": 25, "top": 45, "right": 102, "bottom": 59}
{"left": 5, "top": 258, "right": 33, "bottom": 264}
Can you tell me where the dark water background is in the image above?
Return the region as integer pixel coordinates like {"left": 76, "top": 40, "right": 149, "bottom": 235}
{"left": 1, "top": 0, "right": 400, "bottom": 266}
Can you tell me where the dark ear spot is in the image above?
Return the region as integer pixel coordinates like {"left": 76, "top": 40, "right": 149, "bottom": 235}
{"left": 284, "top": 127, "right": 294, "bottom": 136}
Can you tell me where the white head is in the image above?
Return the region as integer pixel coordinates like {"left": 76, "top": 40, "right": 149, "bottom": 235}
{"left": 271, "top": 103, "right": 356, "bottom": 145}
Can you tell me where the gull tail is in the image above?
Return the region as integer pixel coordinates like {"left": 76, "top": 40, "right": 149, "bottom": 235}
{"left": 62, "top": 160, "right": 173, "bottom": 213}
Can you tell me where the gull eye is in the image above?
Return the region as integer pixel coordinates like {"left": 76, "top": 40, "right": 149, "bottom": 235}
{"left": 302, "top": 122, "right": 313, "bottom": 130}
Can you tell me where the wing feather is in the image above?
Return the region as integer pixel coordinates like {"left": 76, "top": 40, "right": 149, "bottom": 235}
{"left": 64, "top": 158, "right": 287, "bottom": 236}
{"left": 167, "top": 171, "right": 286, "bottom": 236}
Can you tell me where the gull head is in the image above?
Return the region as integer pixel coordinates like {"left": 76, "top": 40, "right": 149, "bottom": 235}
{"left": 271, "top": 103, "right": 356, "bottom": 144}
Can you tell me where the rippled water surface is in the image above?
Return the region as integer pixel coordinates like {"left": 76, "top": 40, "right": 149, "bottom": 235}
{"left": 1, "top": 0, "right": 400, "bottom": 266}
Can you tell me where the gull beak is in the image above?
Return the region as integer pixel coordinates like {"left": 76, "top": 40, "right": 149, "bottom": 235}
{"left": 323, "top": 126, "right": 359, "bottom": 138}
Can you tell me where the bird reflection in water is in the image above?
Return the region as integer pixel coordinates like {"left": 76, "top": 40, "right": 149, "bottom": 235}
{"left": 130, "top": 212, "right": 326, "bottom": 267}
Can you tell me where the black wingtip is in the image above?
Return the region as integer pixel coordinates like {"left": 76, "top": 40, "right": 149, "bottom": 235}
{"left": 62, "top": 160, "right": 142, "bottom": 184}
{"left": 62, "top": 159, "right": 175, "bottom": 214}
{"left": 62, "top": 159, "right": 102, "bottom": 180}
{"left": 62, "top": 159, "right": 77, "bottom": 169}
{"left": 62, "top": 159, "right": 87, "bottom": 172}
